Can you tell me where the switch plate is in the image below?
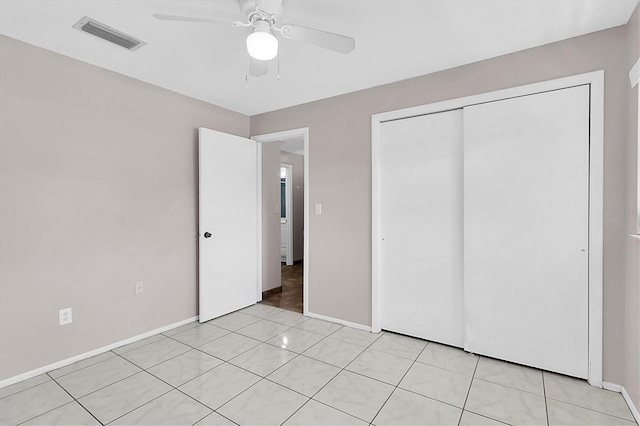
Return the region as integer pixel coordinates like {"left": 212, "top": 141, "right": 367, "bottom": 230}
{"left": 59, "top": 308, "right": 72, "bottom": 325}
{"left": 315, "top": 203, "right": 322, "bottom": 215}
{"left": 135, "top": 281, "right": 144, "bottom": 295}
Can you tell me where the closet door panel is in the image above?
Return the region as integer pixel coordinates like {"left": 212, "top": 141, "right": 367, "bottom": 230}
{"left": 463, "top": 86, "right": 590, "bottom": 378}
{"left": 380, "top": 109, "right": 464, "bottom": 347}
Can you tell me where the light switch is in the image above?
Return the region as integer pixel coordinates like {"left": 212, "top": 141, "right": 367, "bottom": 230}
{"left": 315, "top": 203, "right": 322, "bottom": 215}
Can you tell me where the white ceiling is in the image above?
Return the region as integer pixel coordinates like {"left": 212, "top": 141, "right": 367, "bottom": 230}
{"left": 0, "top": 0, "right": 637, "bottom": 116}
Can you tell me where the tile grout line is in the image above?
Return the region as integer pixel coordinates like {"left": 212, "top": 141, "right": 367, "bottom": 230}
{"left": 160, "top": 309, "right": 322, "bottom": 424}
{"left": 214, "top": 317, "right": 346, "bottom": 424}
{"left": 543, "top": 395, "right": 639, "bottom": 423}
{"left": 457, "top": 353, "right": 480, "bottom": 426}
{"left": 304, "top": 328, "right": 402, "bottom": 423}
{"left": 370, "top": 340, "right": 433, "bottom": 424}
{"left": 270, "top": 327, "right": 356, "bottom": 424}
{"left": 111, "top": 344, "right": 239, "bottom": 426}
{"left": 42, "top": 373, "right": 105, "bottom": 426}
{"left": 469, "top": 375, "right": 546, "bottom": 398}
{"left": 39, "top": 352, "right": 118, "bottom": 382}
{"left": 189, "top": 307, "right": 370, "bottom": 423}
{"left": 281, "top": 323, "right": 384, "bottom": 421}
{"left": 542, "top": 371, "right": 550, "bottom": 426}
{"left": 275, "top": 325, "right": 378, "bottom": 425}
{"left": 0, "top": 378, "right": 55, "bottom": 402}
{"left": 52, "top": 354, "right": 143, "bottom": 402}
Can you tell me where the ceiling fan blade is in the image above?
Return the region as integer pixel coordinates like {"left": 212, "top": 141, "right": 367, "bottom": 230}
{"left": 279, "top": 24, "right": 355, "bottom": 54}
{"left": 249, "top": 57, "right": 269, "bottom": 77}
{"left": 153, "top": 13, "right": 232, "bottom": 25}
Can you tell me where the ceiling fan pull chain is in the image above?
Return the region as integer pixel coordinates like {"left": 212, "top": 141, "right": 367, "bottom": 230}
{"left": 245, "top": 53, "right": 249, "bottom": 85}
{"left": 277, "top": 54, "right": 280, "bottom": 80}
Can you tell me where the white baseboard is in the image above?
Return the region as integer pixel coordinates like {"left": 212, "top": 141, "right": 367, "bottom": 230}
{"left": 603, "top": 381, "right": 623, "bottom": 392}
{"left": 622, "top": 386, "right": 640, "bottom": 424}
{"left": 0, "top": 316, "right": 199, "bottom": 389}
{"left": 307, "top": 312, "right": 372, "bottom": 332}
{"left": 602, "top": 382, "right": 640, "bottom": 424}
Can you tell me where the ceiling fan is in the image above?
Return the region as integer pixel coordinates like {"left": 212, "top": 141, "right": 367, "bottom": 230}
{"left": 154, "top": 0, "right": 356, "bottom": 77}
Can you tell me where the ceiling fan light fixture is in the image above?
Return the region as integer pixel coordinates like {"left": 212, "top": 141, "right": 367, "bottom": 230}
{"left": 246, "top": 21, "right": 278, "bottom": 61}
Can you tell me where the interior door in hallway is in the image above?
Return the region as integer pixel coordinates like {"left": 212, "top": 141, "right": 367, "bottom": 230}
{"left": 463, "top": 86, "right": 590, "bottom": 378}
{"left": 199, "top": 127, "right": 258, "bottom": 322}
{"left": 380, "top": 109, "right": 464, "bottom": 347}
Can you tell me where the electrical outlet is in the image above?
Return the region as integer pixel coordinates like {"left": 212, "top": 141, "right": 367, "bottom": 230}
{"left": 135, "top": 281, "right": 144, "bottom": 295}
{"left": 59, "top": 308, "right": 72, "bottom": 325}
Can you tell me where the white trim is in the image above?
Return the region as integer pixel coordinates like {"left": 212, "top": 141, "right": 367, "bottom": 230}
{"left": 252, "top": 128, "right": 310, "bottom": 316}
{"left": 307, "top": 311, "right": 373, "bottom": 332}
{"left": 257, "top": 142, "right": 263, "bottom": 301}
{"left": 603, "top": 381, "right": 623, "bottom": 392}
{"left": 0, "top": 316, "right": 198, "bottom": 389}
{"left": 371, "top": 114, "right": 382, "bottom": 334}
{"left": 630, "top": 57, "right": 640, "bottom": 88}
{"left": 623, "top": 386, "right": 640, "bottom": 424}
{"left": 588, "top": 72, "right": 605, "bottom": 387}
{"left": 602, "top": 383, "right": 640, "bottom": 424}
{"left": 281, "top": 163, "right": 294, "bottom": 266}
{"left": 630, "top": 234, "right": 640, "bottom": 240}
{"left": 371, "top": 70, "right": 604, "bottom": 387}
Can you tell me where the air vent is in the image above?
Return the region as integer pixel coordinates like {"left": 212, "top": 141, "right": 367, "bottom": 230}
{"left": 73, "top": 17, "right": 146, "bottom": 51}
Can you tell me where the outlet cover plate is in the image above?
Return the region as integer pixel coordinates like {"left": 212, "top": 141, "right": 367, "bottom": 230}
{"left": 59, "top": 308, "right": 72, "bottom": 325}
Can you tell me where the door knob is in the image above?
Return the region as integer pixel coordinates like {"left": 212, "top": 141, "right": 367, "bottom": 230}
{"left": 204, "top": 232, "right": 212, "bottom": 238}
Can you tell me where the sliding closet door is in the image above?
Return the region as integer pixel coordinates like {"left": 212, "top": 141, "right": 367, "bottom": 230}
{"left": 463, "top": 86, "right": 590, "bottom": 378}
{"left": 380, "top": 110, "right": 464, "bottom": 347}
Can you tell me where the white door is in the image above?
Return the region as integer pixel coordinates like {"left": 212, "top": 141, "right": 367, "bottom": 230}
{"left": 380, "top": 109, "right": 465, "bottom": 347}
{"left": 199, "top": 128, "right": 258, "bottom": 323}
{"left": 463, "top": 86, "right": 590, "bottom": 378}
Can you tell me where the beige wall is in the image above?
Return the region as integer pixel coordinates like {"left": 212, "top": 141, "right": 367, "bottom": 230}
{"left": 624, "top": 5, "right": 640, "bottom": 411}
{"left": 251, "top": 25, "right": 631, "bottom": 384}
{"left": 261, "top": 141, "right": 282, "bottom": 292}
{"left": 0, "top": 35, "right": 249, "bottom": 380}
{"left": 280, "top": 151, "right": 304, "bottom": 262}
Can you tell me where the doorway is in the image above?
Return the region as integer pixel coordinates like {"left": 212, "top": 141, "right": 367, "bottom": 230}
{"left": 254, "top": 128, "right": 309, "bottom": 315}
{"left": 280, "top": 164, "right": 293, "bottom": 266}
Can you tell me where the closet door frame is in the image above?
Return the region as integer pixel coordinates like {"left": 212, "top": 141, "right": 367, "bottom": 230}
{"left": 371, "top": 70, "right": 604, "bottom": 387}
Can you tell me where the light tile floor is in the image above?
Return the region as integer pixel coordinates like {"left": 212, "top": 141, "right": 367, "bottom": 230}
{"left": 0, "top": 306, "right": 637, "bottom": 426}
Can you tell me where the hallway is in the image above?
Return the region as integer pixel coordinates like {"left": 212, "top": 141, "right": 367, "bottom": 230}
{"left": 260, "top": 262, "right": 303, "bottom": 313}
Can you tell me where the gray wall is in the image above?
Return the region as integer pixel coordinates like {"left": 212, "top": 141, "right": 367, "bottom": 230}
{"left": 0, "top": 35, "right": 249, "bottom": 380}
{"left": 624, "top": 5, "right": 640, "bottom": 410}
{"left": 251, "top": 25, "right": 632, "bottom": 384}
{"left": 280, "top": 151, "right": 304, "bottom": 262}
{"left": 261, "top": 142, "right": 282, "bottom": 292}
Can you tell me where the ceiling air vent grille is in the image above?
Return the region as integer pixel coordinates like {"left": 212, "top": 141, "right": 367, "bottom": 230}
{"left": 73, "top": 17, "right": 146, "bottom": 51}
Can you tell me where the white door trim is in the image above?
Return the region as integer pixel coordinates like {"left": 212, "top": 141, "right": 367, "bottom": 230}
{"left": 253, "top": 128, "right": 310, "bottom": 316}
{"left": 371, "top": 70, "right": 604, "bottom": 387}
{"left": 281, "top": 163, "right": 294, "bottom": 266}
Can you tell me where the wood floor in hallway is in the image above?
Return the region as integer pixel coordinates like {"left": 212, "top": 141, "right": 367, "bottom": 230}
{"left": 260, "top": 262, "right": 303, "bottom": 313}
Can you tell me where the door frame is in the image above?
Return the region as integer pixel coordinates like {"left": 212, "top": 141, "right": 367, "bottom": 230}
{"left": 281, "top": 163, "right": 294, "bottom": 266}
{"left": 371, "top": 71, "right": 604, "bottom": 387}
{"left": 254, "top": 128, "right": 310, "bottom": 316}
